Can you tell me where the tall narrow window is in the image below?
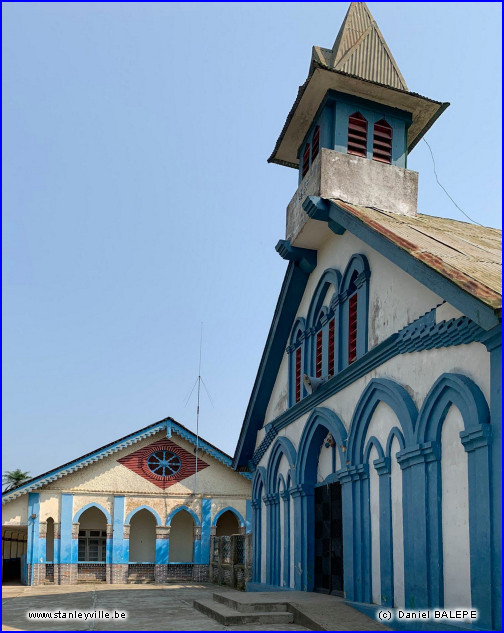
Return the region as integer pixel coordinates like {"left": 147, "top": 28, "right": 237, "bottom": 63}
{"left": 302, "top": 144, "right": 311, "bottom": 178}
{"left": 311, "top": 126, "right": 320, "bottom": 162}
{"left": 348, "top": 112, "right": 368, "bottom": 157}
{"left": 295, "top": 347, "right": 302, "bottom": 402}
{"left": 328, "top": 319, "right": 335, "bottom": 376}
{"left": 373, "top": 119, "right": 392, "bottom": 164}
{"left": 315, "top": 330, "right": 323, "bottom": 378}
{"left": 348, "top": 271, "right": 358, "bottom": 364}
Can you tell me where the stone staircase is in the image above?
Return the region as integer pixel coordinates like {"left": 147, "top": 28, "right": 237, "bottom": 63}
{"left": 193, "top": 591, "right": 295, "bottom": 626}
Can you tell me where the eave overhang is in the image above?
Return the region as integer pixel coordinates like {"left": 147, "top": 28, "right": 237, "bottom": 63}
{"left": 268, "top": 63, "right": 449, "bottom": 168}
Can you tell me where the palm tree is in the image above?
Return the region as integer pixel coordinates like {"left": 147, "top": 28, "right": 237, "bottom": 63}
{"left": 3, "top": 469, "right": 30, "bottom": 491}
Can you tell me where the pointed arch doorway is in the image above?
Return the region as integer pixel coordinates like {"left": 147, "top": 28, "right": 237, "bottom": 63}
{"left": 314, "top": 481, "right": 344, "bottom": 596}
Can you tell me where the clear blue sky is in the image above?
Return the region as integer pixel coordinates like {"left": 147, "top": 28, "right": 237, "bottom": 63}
{"left": 3, "top": 2, "right": 501, "bottom": 478}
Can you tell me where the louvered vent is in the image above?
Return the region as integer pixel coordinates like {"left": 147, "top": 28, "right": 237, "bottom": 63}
{"left": 315, "top": 330, "right": 323, "bottom": 378}
{"left": 348, "top": 112, "right": 368, "bottom": 158}
{"left": 302, "top": 144, "right": 310, "bottom": 178}
{"left": 348, "top": 294, "right": 358, "bottom": 364}
{"left": 373, "top": 119, "right": 392, "bottom": 164}
{"left": 328, "top": 319, "right": 335, "bottom": 376}
{"left": 311, "top": 126, "right": 320, "bottom": 162}
{"left": 295, "top": 347, "right": 302, "bottom": 402}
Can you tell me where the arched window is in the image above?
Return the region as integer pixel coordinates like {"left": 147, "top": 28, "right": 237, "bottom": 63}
{"left": 46, "top": 517, "right": 55, "bottom": 563}
{"left": 77, "top": 507, "right": 107, "bottom": 562}
{"left": 129, "top": 509, "right": 156, "bottom": 563}
{"left": 311, "top": 126, "right": 320, "bottom": 162}
{"left": 347, "top": 271, "right": 358, "bottom": 364}
{"left": 341, "top": 255, "right": 370, "bottom": 368}
{"left": 348, "top": 112, "right": 368, "bottom": 157}
{"left": 302, "top": 143, "right": 310, "bottom": 178}
{"left": 169, "top": 510, "right": 194, "bottom": 563}
{"left": 215, "top": 510, "right": 240, "bottom": 537}
{"left": 288, "top": 318, "right": 306, "bottom": 406}
{"left": 373, "top": 119, "right": 392, "bottom": 164}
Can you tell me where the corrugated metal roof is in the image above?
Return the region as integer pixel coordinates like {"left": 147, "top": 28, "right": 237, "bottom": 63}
{"left": 311, "top": 2, "right": 408, "bottom": 90}
{"left": 328, "top": 200, "right": 502, "bottom": 312}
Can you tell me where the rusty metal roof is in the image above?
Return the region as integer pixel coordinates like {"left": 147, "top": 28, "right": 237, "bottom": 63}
{"left": 311, "top": 2, "right": 408, "bottom": 90}
{"left": 329, "top": 200, "right": 502, "bottom": 312}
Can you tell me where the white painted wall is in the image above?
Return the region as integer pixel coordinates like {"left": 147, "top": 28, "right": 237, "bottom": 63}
{"left": 390, "top": 436, "right": 404, "bottom": 608}
{"left": 129, "top": 509, "right": 156, "bottom": 562}
{"left": 369, "top": 445, "right": 381, "bottom": 605}
{"left": 2, "top": 496, "right": 28, "bottom": 525}
{"left": 442, "top": 405, "right": 471, "bottom": 609}
{"left": 317, "top": 441, "right": 333, "bottom": 482}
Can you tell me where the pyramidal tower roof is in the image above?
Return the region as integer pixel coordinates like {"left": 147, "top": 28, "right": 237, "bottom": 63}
{"left": 311, "top": 2, "right": 408, "bottom": 90}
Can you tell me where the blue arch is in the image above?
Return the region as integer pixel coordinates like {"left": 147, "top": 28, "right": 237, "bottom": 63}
{"left": 289, "top": 317, "right": 306, "bottom": 345}
{"left": 348, "top": 378, "right": 417, "bottom": 464}
{"left": 73, "top": 503, "right": 111, "bottom": 524}
{"left": 166, "top": 505, "right": 201, "bottom": 527}
{"left": 212, "top": 506, "right": 245, "bottom": 528}
{"left": 252, "top": 465, "right": 267, "bottom": 498}
{"left": 125, "top": 505, "right": 162, "bottom": 526}
{"left": 266, "top": 436, "right": 298, "bottom": 493}
{"left": 296, "top": 407, "right": 348, "bottom": 485}
{"left": 385, "top": 426, "right": 406, "bottom": 459}
{"left": 364, "top": 436, "right": 385, "bottom": 464}
{"left": 306, "top": 268, "right": 341, "bottom": 328}
{"left": 340, "top": 253, "right": 370, "bottom": 293}
{"left": 416, "top": 373, "right": 490, "bottom": 443}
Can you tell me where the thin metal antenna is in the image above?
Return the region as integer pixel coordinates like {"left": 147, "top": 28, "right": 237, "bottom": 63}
{"left": 194, "top": 323, "right": 203, "bottom": 495}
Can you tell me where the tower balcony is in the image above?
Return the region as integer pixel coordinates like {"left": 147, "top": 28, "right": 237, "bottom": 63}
{"left": 286, "top": 148, "right": 418, "bottom": 249}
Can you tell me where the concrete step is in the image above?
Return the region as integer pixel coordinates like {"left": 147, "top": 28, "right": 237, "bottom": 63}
{"left": 193, "top": 599, "right": 294, "bottom": 626}
{"left": 212, "top": 591, "right": 289, "bottom": 613}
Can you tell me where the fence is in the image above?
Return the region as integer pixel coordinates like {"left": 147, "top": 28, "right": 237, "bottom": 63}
{"left": 209, "top": 533, "right": 252, "bottom": 591}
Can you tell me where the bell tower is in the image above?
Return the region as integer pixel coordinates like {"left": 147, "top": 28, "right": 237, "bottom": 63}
{"left": 270, "top": 2, "right": 449, "bottom": 250}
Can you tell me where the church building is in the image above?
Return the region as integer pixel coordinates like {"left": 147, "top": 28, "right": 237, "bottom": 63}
{"left": 232, "top": 3, "right": 501, "bottom": 631}
{"left": 3, "top": 417, "right": 251, "bottom": 586}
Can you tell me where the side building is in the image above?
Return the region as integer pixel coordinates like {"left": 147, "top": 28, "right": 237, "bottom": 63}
{"left": 233, "top": 3, "right": 502, "bottom": 631}
{"left": 3, "top": 417, "right": 251, "bottom": 585}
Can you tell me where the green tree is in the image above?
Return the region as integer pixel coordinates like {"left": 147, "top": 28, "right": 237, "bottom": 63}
{"left": 3, "top": 469, "right": 30, "bottom": 491}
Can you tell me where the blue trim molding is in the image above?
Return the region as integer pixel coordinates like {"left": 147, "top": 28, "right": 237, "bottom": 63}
{"left": 212, "top": 506, "right": 245, "bottom": 528}
{"left": 73, "top": 503, "right": 111, "bottom": 525}
{"left": 166, "top": 505, "right": 201, "bottom": 527}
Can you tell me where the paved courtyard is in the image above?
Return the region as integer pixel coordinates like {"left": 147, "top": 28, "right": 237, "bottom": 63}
{"left": 2, "top": 583, "right": 388, "bottom": 631}
{"left": 2, "top": 583, "right": 307, "bottom": 631}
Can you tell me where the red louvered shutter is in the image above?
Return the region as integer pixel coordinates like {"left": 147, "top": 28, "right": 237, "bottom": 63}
{"left": 295, "top": 347, "right": 302, "bottom": 402}
{"left": 315, "top": 330, "right": 323, "bottom": 378}
{"left": 311, "top": 126, "right": 320, "bottom": 162}
{"left": 302, "top": 144, "right": 310, "bottom": 178}
{"left": 348, "top": 294, "right": 358, "bottom": 364}
{"left": 328, "top": 319, "right": 335, "bottom": 376}
{"left": 348, "top": 113, "right": 368, "bottom": 158}
{"left": 373, "top": 119, "right": 392, "bottom": 164}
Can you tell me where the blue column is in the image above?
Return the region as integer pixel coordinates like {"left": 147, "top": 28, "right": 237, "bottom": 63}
{"left": 251, "top": 500, "right": 261, "bottom": 583}
{"left": 375, "top": 458, "right": 393, "bottom": 607}
{"left": 245, "top": 500, "right": 252, "bottom": 534}
{"left": 339, "top": 471, "right": 355, "bottom": 601}
{"left": 397, "top": 447, "right": 430, "bottom": 610}
{"left": 200, "top": 498, "right": 212, "bottom": 564}
{"left": 27, "top": 493, "right": 40, "bottom": 585}
{"left": 280, "top": 489, "right": 290, "bottom": 588}
{"left": 60, "top": 493, "right": 74, "bottom": 564}
{"left": 359, "top": 467, "right": 371, "bottom": 604}
{"left": 263, "top": 494, "right": 274, "bottom": 585}
{"left": 486, "top": 334, "right": 501, "bottom": 630}
{"left": 461, "top": 425, "right": 493, "bottom": 630}
{"left": 290, "top": 484, "right": 314, "bottom": 591}
{"left": 155, "top": 526, "right": 169, "bottom": 564}
{"left": 112, "top": 496, "right": 125, "bottom": 564}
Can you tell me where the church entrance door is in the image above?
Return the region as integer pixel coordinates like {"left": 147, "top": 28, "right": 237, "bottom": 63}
{"left": 314, "top": 481, "right": 344, "bottom": 596}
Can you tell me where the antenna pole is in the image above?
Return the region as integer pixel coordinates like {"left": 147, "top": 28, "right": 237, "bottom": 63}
{"left": 194, "top": 323, "right": 203, "bottom": 495}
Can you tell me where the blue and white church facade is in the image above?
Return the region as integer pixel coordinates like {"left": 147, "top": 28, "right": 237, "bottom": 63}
{"left": 232, "top": 3, "right": 502, "bottom": 631}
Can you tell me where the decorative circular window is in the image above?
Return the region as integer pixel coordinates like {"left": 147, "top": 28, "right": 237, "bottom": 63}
{"left": 146, "top": 451, "right": 181, "bottom": 477}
